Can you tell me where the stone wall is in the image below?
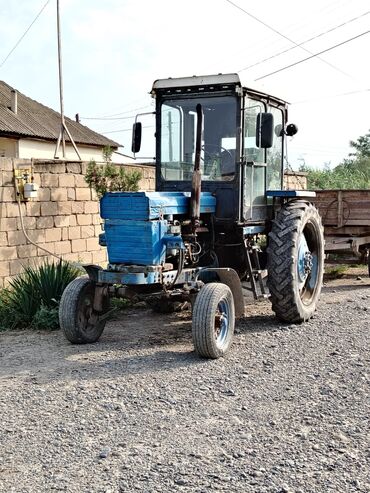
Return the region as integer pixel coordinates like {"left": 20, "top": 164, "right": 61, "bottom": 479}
{"left": 0, "top": 158, "right": 155, "bottom": 287}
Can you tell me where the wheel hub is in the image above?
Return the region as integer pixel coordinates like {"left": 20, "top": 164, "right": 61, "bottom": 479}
{"left": 298, "top": 235, "right": 312, "bottom": 287}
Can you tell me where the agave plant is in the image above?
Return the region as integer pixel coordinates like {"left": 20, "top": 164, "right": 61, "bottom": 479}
{"left": 1, "top": 261, "right": 81, "bottom": 330}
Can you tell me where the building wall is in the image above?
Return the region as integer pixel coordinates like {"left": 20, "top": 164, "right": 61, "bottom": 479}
{"left": 0, "top": 136, "right": 135, "bottom": 164}
{"left": 0, "top": 137, "right": 18, "bottom": 158}
{"left": 0, "top": 158, "right": 155, "bottom": 287}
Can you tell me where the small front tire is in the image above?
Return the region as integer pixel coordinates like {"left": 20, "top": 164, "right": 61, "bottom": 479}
{"left": 192, "top": 283, "right": 235, "bottom": 359}
{"left": 59, "top": 277, "right": 108, "bottom": 344}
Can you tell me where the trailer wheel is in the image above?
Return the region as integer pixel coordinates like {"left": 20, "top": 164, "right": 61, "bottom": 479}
{"left": 267, "top": 201, "right": 324, "bottom": 323}
{"left": 192, "top": 283, "right": 235, "bottom": 359}
{"left": 59, "top": 277, "right": 108, "bottom": 344}
{"left": 367, "top": 250, "right": 370, "bottom": 277}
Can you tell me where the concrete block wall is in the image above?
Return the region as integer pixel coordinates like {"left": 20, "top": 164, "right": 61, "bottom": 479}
{"left": 0, "top": 158, "right": 156, "bottom": 288}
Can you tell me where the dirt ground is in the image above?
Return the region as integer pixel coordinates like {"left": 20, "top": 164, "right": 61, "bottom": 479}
{"left": 0, "top": 267, "right": 369, "bottom": 493}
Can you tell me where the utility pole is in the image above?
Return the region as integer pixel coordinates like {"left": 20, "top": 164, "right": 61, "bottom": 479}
{"left": 54, "top": 0, "right": 81, "bottom": 159}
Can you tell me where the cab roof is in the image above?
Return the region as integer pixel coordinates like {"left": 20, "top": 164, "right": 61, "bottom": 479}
{"left": 151, "top": 73, "right": 289, "bottom": 106}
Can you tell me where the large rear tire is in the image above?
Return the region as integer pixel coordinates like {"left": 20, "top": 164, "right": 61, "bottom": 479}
{"left": 59, "top": 277, "right": 108, "bottom": 344}
{"left": 267, "top": 201, "right": 324, "bottom": 323}
{"left": 192, "top": 283, "right": 235, "bottom": 359}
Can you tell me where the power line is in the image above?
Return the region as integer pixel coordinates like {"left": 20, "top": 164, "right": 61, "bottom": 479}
{"left": 225, "top": 0, "right": 360, "bottom": 80}
{"left": 81, "top": 114, "right": 138, "bottom": 121}
{"left": 255, "top": 29, "right": 370, "bottom": 80}
{"left": 291, "top": 88, "right": 370, "bottom": 104}
{"left": 238, "top": 10, "right": 370, "bottom": 73}
{"left": 80, "top": 104, "right": 153, "bottom": 120}
{"left": 100, "top": 124, "right": 155, "bottom": 134}
{"left": 0, "top": 0, "right": 51, "bottom": 69}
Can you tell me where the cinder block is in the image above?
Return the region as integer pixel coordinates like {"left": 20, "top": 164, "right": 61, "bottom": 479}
{"left": 80, "top": 251, "right": 93, "bottom": 264}
{"left": 16, "top": 216, "right": 36, "bottom": 230}
{"left": 59, "top": 174, "right": 75, "bottom": 187}
{"left": 0, "top": 246, "right": 18, "bottom": 260}
{"left": 45, "top": 228, "right": 62, "bottom": 243}
{"left": 92, "top": 249, "right": 107, "bottom": 264}
{"left": 0, "top": 260, "right": 10, "bottom": 277}
{"left": 81, "top": 226, "right": 95, "bottom": 239}
{"left": 67, "top": 188, "right": 76, "bottom": 201}
{"left": 71, "top": 202, "right": 84, "bottom": 214}
{"left": 86, "top": 237, "right": 100, "bottom": 251}
{"left": 36, "top": 216, "right": 54, "bottom": 229}
{"left": 0, "top": 159, "right": 13, "bottom": 171}
{"left": 41, "top": 174, "right": 59, "bottom": 188}
{"left": 36, "top": 188, "right": 51, "bottom": 201}
{"left": 66, "top": 163, "right": 81, "bottom": 174}
{"left": 71, "top": 238, "right": 87, "bottom": 253}
{"left": 61, "top": 227, "right": 69, "bottom": 241}
{"left": 75, "top": 188, "right": 91, "bottom": 201}
{"left": 94, "top": 224, "right": 103, "bottom": 236}
{"left": 27, "top": 229, "right": 45, "bottom": 244}
{"left": 40, "top": 202, "right": 58, "bottom": 216}
{"left": 68, "top": 226, "right": 81, "bottom": 240}
{"left": 57, "top": 202, "right": 72, "bottom": 215}
{"left": 0, "top": 232, "right": 7, "bottom": 246}
{"left": 69, "top": 215, "right": 77, "bottom": 226}
{"left": 92, "top": 214, "right": 103, "bottom": 225}
{"left": 0, "top": 218, "right": 17, "bottom": 232}
{"left": 51, "top": 188, "right": 68, "bottom": 202}
{"left": 8, "top": 230, "right": 27, "bottom": 246}
{"left": 2, "top": 171, "right": 14, "bottom": 186}
{"left": 26, "top": 202, "right": 41, "bottom": 217}
{"left": 1, "top": 187, "right": 16, "bottom": 202}
{"left": 76, "top": 214, "right": 92, "bottom": 226}
{"left": 49, "top": 163, "right": 66, "bottom": 174}
{"left": 6, "top": 202, "right": 25, "bottom": 218}
{"left": 17, "top": 244, "right": 37, "bottom": 259}
{"left": 54, "top": 216, "right": 70, "bottom": 228}
{"left": 9, "top": 258, "right": 28, "bottom": 276}
{"left": 74, "top": 175, "right": 89, "bottom": 188}
{"left": 37, "top": 242, "right": 55, "bottom": 257}
{"left": 84, "top": 201, "right": 99, "bottom": 214}
{"left": 54, "top": 240, "right": 72, "bottom": 255}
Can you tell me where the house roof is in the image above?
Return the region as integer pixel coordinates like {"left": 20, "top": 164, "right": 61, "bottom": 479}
{"left": 0, "top": 80, "right": 119, "bottom": 148}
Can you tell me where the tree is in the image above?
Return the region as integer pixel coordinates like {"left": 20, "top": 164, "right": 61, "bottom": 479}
{"left": 299, "top": 129, "right": 370, "bottom": 189}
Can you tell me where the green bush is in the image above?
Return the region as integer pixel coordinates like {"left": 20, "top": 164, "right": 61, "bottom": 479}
{"left": 0, "top": 261, "right": 81, "bottom": 331}
{"left": 85, "top": 161, "right": 142, "bottom": 198}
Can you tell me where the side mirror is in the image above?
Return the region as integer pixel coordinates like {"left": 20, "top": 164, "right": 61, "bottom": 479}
{"left": 256, "top": 112, "right": 273, "bottom": 148}
{"left": 286, "top": 123, "right": 298, "bottom": 137}
{"left": 131, "top": 122, "right": 142, "bottom": 153}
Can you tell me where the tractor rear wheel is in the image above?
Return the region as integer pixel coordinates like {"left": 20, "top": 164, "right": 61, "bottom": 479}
{"left": 192, "top": 283, "right": 235, "bottom": 358}
{"left": 267, "top": 201, "right": 324, "bottom": 323}
{"left": 59, "top": 277, "right": 109, "bottom": 344}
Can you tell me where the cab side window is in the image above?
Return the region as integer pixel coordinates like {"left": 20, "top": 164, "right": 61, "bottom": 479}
{"left": 266, "top": 106, "right": 284, "bottom": 190}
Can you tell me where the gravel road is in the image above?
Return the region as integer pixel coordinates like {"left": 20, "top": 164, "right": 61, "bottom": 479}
{"left": 0, "top": 268, "right": 369, "bottom": 493}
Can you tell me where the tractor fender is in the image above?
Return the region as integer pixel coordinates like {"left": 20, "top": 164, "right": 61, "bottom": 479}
{"left": 197, "top": 267, "right": 245, "bottom": 318}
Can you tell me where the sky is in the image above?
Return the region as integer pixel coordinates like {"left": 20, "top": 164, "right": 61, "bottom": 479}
{"left": 0, "top": 0, "right": 369, "bottom": 169}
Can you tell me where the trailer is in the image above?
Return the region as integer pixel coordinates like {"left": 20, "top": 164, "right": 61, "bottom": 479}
{"left": 312, "top": 189, "right": 370, "bottom": 274}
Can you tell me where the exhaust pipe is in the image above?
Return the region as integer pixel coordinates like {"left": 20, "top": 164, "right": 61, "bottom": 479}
{"left": 190, "top": 103, "right": 203, "bottom": 233}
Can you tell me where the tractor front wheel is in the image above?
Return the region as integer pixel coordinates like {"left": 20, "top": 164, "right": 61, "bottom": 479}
{"left": 59, "top": 277, "right": 109, "bottom": 344}
{"left": 267, "top": 201, "right": 324, "bottom": 323}
{"left": 192, "top": 283, "right": 235, "bottom": 359}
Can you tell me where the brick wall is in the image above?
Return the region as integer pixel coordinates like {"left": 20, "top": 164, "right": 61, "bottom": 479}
{"left": 0, "top": 158, "right": 155, "bottom": 287}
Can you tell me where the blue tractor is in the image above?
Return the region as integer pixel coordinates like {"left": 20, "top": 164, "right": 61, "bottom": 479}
{"left": 59, "top": 74, "right": 324, "bottom": 359}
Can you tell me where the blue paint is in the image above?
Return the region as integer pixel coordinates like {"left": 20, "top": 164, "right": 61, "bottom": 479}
{"left": 266, "top": 190, "right": 316, "bottom": 198}
{"left": 104, "top": 219, "right": 168, "bottom": 265}
{"left": 98, "top": 269, "right": 161, "bottom": 285}
{"left": 100, "top": 191, "right": 216, "bottom": 220}
{"left": 100, "top": 191, "right": 216, "bottom": 266}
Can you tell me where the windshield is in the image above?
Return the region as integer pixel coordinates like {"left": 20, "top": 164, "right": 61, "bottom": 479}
{"left": 160, "top": 95, "right": 237, "bottom": 181}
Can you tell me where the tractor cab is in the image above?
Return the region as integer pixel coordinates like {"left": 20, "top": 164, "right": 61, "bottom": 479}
{"left": 134, "top": 73, "right": 296, "bottom": 224}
